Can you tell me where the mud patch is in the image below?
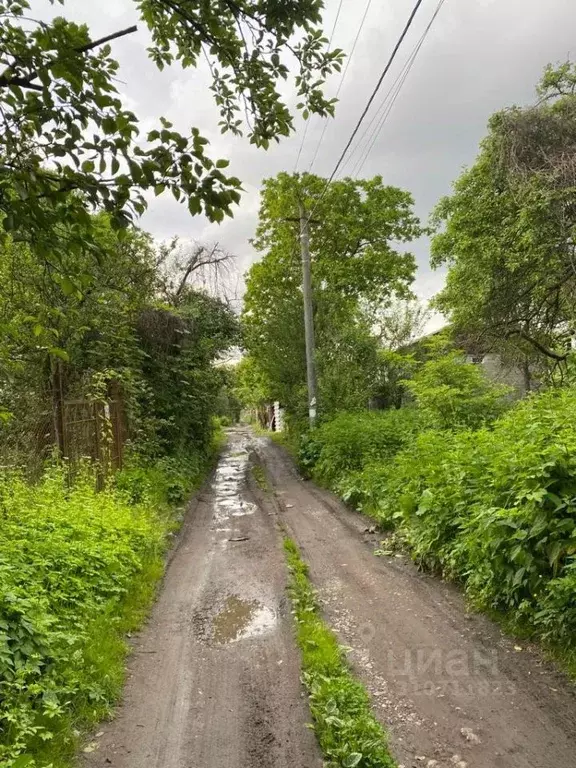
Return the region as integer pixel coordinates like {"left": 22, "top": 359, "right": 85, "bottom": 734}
{"left": 212, "top": 595, "right": 276, "bottom": 644}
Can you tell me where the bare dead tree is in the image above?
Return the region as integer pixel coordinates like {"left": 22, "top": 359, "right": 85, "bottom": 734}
{"left": 156, "top": 238, "right": 239, "bottom": 306}
{"left": 364, "top": 298, "right": 432, "bottom": 350}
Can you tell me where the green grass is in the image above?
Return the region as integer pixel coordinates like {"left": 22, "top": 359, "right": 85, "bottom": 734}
{"left": 251, "top": 463, "right": 270, "bottom": 491}
{"left": 32, "top": 555, "right": 165, "bottom": 767}
{"left": 251, "top": 422, "right": 300, "bottom": 460}
{"left": 269, "top": 430, "right": 299, "bottom": 459}
{"left": 283, "top": 538, "right": 396, "bottom": 768}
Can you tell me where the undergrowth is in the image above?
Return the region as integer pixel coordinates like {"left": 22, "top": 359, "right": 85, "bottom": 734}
{"left": 301, "top": 387, "right": 576, "bottom": 676}
{"left": 0, "top": 436, "right": 220, "bottom": 768}
{"left": 267, "top": 429, "right": 300, "bottom": 460}
{"left": 283, "top": 538, "right": 395, "bottom": 768}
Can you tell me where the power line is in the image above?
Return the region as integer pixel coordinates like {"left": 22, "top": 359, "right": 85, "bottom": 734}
{"left": 352, "top": 60, "right": 414, "bottom": 177}
{"left": 352, "top": 0, "right": 447, "bottom": 178}
{"left": 336, "top": 12, "right": 436, "bottom": 179}
{"left": 327, "top": 0, "right": 346, "bottom": 48}
{"left": 308, "top": 0, "right": 374, "bottom": 173}
{"left": 293, "top": 120, "right": 311, "bottom": 172}
{"left": 308, "top": 0, "right": 427, "bottom": 217}
{"left": 294, "top": 0, "right": 345, "bottom": 172}
{"left": 349, "top": 0, "right": 446, "bottom": 178}
{"left": 339, "top": 50, "right": 415, "bottom": 177}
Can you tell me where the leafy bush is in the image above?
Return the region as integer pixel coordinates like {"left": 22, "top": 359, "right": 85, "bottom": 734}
{"left": 335, "top": 462, "right": 394, "bottom": 520}
{"left": 381, "top": 428, "right": 491, "bottom": 569}
{"left": 116, "top": 423, "right": 223, "bottom": 507}
{"left": 386, "top": 389, "right": 576, "bottom": 654}
{"left": 451, "top": 388, "right": 576, "bottom": 627}
{"left": 306, "top": 386, "right": 576, "bottom": 663}
{"left": 303, "top": 409, "right": 420, "bottom": 488}
{"left": 0, "top": 451, "right": 207, "bottom": 768}
{"left": 403, "top": 350, "right": 511, "bottom": 430}
{"left": 116, "top": 453, "right": 201, "bottom": 506}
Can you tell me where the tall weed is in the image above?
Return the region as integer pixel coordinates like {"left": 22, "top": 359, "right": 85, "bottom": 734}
{"left": 0, "top": 446, "right": 210, "bottom": 767}
{"left": 302, "top": 409, "right": 420, "bottom": 488}
{"left": 306, "top": 388, "right": 576, "bottom": 663}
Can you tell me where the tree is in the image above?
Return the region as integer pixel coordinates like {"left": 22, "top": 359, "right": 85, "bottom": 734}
{"left": 431, "top": 62, "right": 576, "bottom": 375}
{"left": 0, "top": 215, "right": 158, "bottom": 466}
{"left": 243, "top": 172, "right": 422, "bottom": 421}
{"left": 366, "top": 298, "right": 431, "bottom": 351}
{"left": 0, "top": 215, "right": 240, "bottom": 466}
{"left": 137, "top": 290, "right": 240, "bottom": 455}
{"left": 156, "top": 239, "right": 237, "bottom": 305}
{"left": 0, "top": 0, "right": 343, "bottom": 266}
{"left": 234, "top": 355, "right": 274, "bottom": 425}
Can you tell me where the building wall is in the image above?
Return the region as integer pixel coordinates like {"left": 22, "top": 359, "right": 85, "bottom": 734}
{"left": 466, "top": 353, "right": 530, "bottom": 396}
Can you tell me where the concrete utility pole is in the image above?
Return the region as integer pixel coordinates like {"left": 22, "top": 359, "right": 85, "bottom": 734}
{"left": 299, "top": 202, "right": 318, "bottom": 428}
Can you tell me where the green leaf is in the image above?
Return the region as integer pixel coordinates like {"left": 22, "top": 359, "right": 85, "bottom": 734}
{"left": 48, "top": 347, "right": 70, "bottom": 362}
{"left": 60, "top": 277, "right": 77, "bottom": 296}
{"left": 11, "top": 756, "right": 34, "bottom": 768}
{"left": 343, "top": 752, "right": 362, "bottom": 767}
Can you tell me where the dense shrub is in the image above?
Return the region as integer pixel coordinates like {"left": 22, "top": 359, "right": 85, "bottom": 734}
{"left": 380, "top": 428, "right": 491, "bottom": 567}
{"left": 301, "top": 409, "right": 421, "bottom": 488}
{"left": 0, "top": 450, "right": 207, "bottom": 768}
{"left": 116, "top": 453, "right": 202, "bottom": 506}
{"left": 452, "top": 388, "right": 576, "bottom": 632}
{"left": 403, "top": 350, "right": 512, "bottom": 430}
{"left": 307, "top": 387, "right": 576, "bottom": 660}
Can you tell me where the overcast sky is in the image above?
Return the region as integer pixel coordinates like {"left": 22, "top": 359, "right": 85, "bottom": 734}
{"left": 55, "top": 0, "right": 576, "bottom": 313}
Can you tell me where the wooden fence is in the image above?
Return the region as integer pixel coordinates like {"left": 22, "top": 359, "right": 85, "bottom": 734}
{"left": 57, "top": 397, "right": 126, "bottom": 473}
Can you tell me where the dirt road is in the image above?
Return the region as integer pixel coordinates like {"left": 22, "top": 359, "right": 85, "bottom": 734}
{"left": 84, "top": 428, "right": 576, "bottom": 768}
{"left": 253, "top": 433, "right": 576, "bottom": 768}
{"left": 83, "top": 428, "right": 320, "bottom": 768}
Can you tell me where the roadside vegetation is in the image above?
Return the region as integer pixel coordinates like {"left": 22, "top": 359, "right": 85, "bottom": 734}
{"left": 300, "top": 364, "right": 576, "bottom": 673}
{"left": 0, "top": 217, "right": 235, "bottom": 766}
{"left": 0, "top": 448, "right": 221, "bottom": 768}
{"left": 284, "top": 538, "right": 395, "bottom": 768}
{"left": 239, "top": 63, "right": 576, "bottom": 677}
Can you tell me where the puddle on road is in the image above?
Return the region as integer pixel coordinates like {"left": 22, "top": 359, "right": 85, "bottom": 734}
{"left": 212, "top": 595, "right": 276, "bottom": 644}
{"left": 212, "top": 432, "right": 258, "bottom": 527}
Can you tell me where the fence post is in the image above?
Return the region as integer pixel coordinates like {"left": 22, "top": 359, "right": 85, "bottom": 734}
{"left": 94, "top": 401, "right": 106, "bottom": 490}
{"left": 51, "top": 361, "right": 66, "bottom": 458}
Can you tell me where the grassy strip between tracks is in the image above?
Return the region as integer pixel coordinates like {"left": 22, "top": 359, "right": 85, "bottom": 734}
{"left": 283, "top": 538, "right": 396, "bottom": 768}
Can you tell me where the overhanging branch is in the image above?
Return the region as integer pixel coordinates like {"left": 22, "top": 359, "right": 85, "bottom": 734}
{"left": 0, "top": 25, "right": 138, "bottom": 91}
{"left": 506, "top": 328, "right": 569, "bottom": 361}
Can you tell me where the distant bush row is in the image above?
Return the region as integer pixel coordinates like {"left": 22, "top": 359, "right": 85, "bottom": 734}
{"left": 301, "top": 385, "right": 576, "bottom": 664}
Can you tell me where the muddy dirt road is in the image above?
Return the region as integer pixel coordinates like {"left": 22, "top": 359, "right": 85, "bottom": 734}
{"left": 83, "top": 428, "right": 320, "bottom": 768}
{"left": 252, "top": 434, "right": 576, "bottom": 768}
{"left": 85, "top": 428, "right": 576, "bottom": 768}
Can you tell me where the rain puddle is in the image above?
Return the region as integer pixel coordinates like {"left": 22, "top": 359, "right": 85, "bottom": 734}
{"left": 212, "top": 434, "right": 257, "bottom": 525}
{"left": 212, "top": 595, "right": 276, "bottom": 644}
